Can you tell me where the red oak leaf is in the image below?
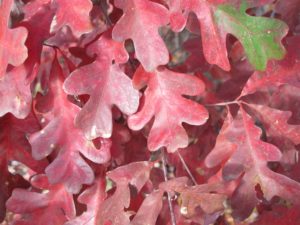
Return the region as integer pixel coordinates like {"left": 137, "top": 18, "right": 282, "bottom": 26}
{"left": 0, "top": 3, "right": 55, "bottom": 119}
{"left": 0, "top": 113, "right": 47, "bottom": 221}
{"left": 0, "top": 0, "right": 28, "bottom": 78}
{"left": 131, "top": 190, "right": 164, "bottom": 225}
{"left": 77, "top": 162, "right": 152, "bottom": 225}
{"left": 64, "top": 30, "right": 139, "bottom": 140}
{"left": 65, "top": 176, "right": 107, "bottom": 225}
{"left": 167, "top": 0, "right": 229, "bottom": 70}
{"left": 205, "top": 107, "right": 300, "bottom": 219}
{"left": 128, "top": 65, "right": 208, "bottom": 152}
{"left": 241, "top": 35, "right": 300, "bottom": 97}
{"left": 0, "top": 113, "right": 47, "bottom": 174}
{"left": 0, "top": 172, "right": 29, "bottom": 223}
{"left": 20, "top": 1, "right": 54, "bottom": 79}
{"left": 53, "top": 0, "right": 93, "bottom": 37}
{"left": 159, "top": 177, "right": 235, "bottom": 224}
{"left": 29, "top": 51, "right": 111, "bottom": 193}
{"left": 0, "top": 0, "right": 299, "bottom": 224}
{"left": 112, "top": 0, "right": 170, "bottom": 71}
{"left": 98, "top": 180, "right": 132, "bottom": 225}
{"left": 101, "top": 162, "right": 152, "bottom": 225}
{"left": 6, "top": 174, "right": 76, "bottom": 225}
{"left": 246, "top": 104, "right": 300, "bottom": 164}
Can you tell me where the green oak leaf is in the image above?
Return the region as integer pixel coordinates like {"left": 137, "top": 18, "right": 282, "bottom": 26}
{"left": 215, "top": 4, "right": 288, "bottom": 71}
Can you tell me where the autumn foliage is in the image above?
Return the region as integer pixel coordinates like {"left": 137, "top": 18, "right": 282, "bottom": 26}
{"left": 1, "top": 0, "right": 300, "bottom": 224}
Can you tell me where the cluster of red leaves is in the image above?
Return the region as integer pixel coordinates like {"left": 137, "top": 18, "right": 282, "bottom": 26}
{"left": 1, "top": 0, "right": 300, "bottom": 224}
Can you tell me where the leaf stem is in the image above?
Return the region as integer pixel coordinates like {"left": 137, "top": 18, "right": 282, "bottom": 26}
{"left": 162, "top": 150, "right": 177, "bottom": 225}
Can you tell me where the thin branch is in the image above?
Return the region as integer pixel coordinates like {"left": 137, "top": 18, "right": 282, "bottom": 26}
{"left": 205, "top": 100, "right": 240, "bottom": 107}
{"left": 162, "top": 150, "right": 177, "bottom": 225}
{"left": 177, "top": 151, "right": 197, "bottom": 185}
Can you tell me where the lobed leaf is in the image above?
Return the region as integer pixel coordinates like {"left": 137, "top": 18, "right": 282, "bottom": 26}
{"left": 215, "top": 3, "right": 288, "bottom": 71}
{"left": 241, "top": 35, "right": 300, "bottom": 96}
{"left": 64, "top": 30, "right": 139, "bottom": 140}
{"left": 53, "top": 0, "right": 93, "bottom": 37}
{"left": 64, "top": 162, "right": 152, "bottom": 225}
{"left": 128, "top": 66, "right": 209, "bottom": 152}
{"left": 65, "top": 176, "right": 107, "bottom": 225}
{"left": 6, "top": 174, "right": 76, "bottom": 225}
{"left": 29, "top": 52, "right": 111, "bottom": 193}
{"left": 205, "top": 107, "right": 300, "bottom": 219}
{"left": 112, "top": 0, "right": 170, "bottom": 71}
{"left": 0, "top": 0, "right": 28, "bottom": 78}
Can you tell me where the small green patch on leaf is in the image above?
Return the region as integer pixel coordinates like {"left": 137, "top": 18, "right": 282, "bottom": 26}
{"left": 215, "top": 4, "right": 288, "bottom": 71}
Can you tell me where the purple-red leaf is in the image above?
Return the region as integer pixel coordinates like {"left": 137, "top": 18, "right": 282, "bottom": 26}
{"left": 205, "top": 107, "right": 300, "bottom": 219}
{"left": 167, "top": 0, "right": 230, "bottom": 70}
{"left": 241, "top": 36, "right": 300, "bottom": 97}
{"left": 112, "top": 0, "right": 170, "bottom": 71}
{"left": 0, "top": 113, "right": 47, "bottom": 221}
{"left": 29, "top": 52, "right": 111, "bottom": 193}
{"left": 6, "top": 174, "right": 75, "bottom": 225}
{"left": 97, "top": 162, "right": 152, "bottom": 225}
{"left": 64, "top": 31, "right": 139, "bottom": 139}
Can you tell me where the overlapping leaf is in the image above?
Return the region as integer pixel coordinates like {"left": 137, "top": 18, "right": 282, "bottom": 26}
{"left": 130, "top": 190, "right": 164, "bottom": 225}
{"left": 166, "top": 0, "right": 287, "bottom": 70}
{"left": 0, "top": 113, "right": 46, "bottom": 173}
{"left": 0, "top": 114, "right": 47, "bottom": 221}
{"left": 6, "top": 174, "right": 76, "bottom": 225}
{"left": 241, "top": 35, "right": 300, "bottom": 96}
{"left": 0, "top": 2, "right": 54, "bottom": 119}
{"left": 128, "top": 65, "right": 208, "bottom": 152}
{"left": 0, "top": 0, "right": 28, "bottom": 78}
{"left": 69, "top": 162, "right": 152, "bottom": 225}
{"left": 0, "top": 67, "right": 32, "bottom": 119}
{"left": 105, "top": 161, "right": 152, "bottom": 224}
{"left": 53, "top": 0, "right": 93, "bottom": 36}
{"left": 64, "top": 30, "right": 139, "bottom": 140}
{"left": 29, "top": 51, "right": 111, "bottom": 193}
{"left": 0, "top": 0, "right": 299, "bottom": 224}
{"left": 112, "top": 0, "right": 170, "bottom": 71}
{"left": 247, "top": 103, "right": 300, "bottom": 164}
{"left": 205, "top": 107, "right": 300, "bottom": 219}
{"left": 215, "top": 3, "right": 288, "bottom": 71}
{"left": 158, "top": 177, "right": 235, "bottom": 224}
{"left": 65, "top": 176, "right": 107, "bottom": 225}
